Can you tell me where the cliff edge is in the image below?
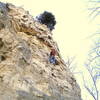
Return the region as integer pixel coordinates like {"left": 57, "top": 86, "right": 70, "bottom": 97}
{"left": 0, "top": 2, "right": 81, "bottom": 100}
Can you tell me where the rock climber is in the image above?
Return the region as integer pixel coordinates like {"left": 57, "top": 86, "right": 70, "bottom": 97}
{"left": 49, "top": 48, "right": 57, "bottom": 64}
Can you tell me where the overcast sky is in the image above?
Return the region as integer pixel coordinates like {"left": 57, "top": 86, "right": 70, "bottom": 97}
{"left": 0, "top": 0, "right": 95, "bottom": 59}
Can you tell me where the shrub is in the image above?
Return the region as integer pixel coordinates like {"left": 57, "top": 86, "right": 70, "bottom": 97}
{"left": 37, "top": 11, "right": 56, "bottom": 31}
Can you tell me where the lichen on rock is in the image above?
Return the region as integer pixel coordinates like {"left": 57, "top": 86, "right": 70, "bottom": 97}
{"left": 0, "top": 2, "right": 81, "bottom": 100}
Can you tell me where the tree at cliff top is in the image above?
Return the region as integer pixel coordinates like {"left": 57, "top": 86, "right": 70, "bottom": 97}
{"left": 36, "top": 11, "right": 56, "bottom": 31}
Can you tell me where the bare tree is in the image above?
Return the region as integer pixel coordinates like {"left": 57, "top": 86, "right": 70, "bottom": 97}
{"left": 84, "top": 47, "right": 100, "bottom": 100}
{"left": 81, "top": 1, "right": 100, "bottom": 100}
{"left": 65, "top": 1, "right": 100, "bottom": 100}
{"left": 65, "top": 56, "right": 83, "bottom": 76}
{"left": 66, "top": 56, "right": 76, "bottom": 72}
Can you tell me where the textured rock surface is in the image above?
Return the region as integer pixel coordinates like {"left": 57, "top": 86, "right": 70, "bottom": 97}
{"left": 0, "top": 2, "right": 81, "bottom": 100}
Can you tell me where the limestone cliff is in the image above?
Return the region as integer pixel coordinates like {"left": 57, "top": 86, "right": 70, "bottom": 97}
{"left": 0, "top": 2, "right": 81, "bottom": 100}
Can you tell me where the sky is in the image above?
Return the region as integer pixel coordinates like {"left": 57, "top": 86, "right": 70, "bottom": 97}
{"left": 0, "top": 0, "right": 99, "bottom": 100}
{"left": 0, "top": 0, "right": 95, "bottom": 60}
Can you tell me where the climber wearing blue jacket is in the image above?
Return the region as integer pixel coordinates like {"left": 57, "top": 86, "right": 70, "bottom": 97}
{"left": 49, "top": 48, "right": 57, "bottom": 64}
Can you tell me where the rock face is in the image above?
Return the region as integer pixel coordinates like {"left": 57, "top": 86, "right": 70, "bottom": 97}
{"left": 0, "top": 2, "right": 81, "bottom": 100}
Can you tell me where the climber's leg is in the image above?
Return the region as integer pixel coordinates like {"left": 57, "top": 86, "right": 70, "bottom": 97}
{"left": 49, "top": 56, "right": 56, "bottom": 64}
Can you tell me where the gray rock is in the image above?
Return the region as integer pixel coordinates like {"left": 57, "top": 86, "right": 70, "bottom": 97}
{"left": 0, "top": 2, "right": 82, "bottom": 100}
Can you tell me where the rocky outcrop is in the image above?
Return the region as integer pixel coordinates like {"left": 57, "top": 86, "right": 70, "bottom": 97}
{"left": 0, "top": 2, "right": 81, "bottom": 100}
